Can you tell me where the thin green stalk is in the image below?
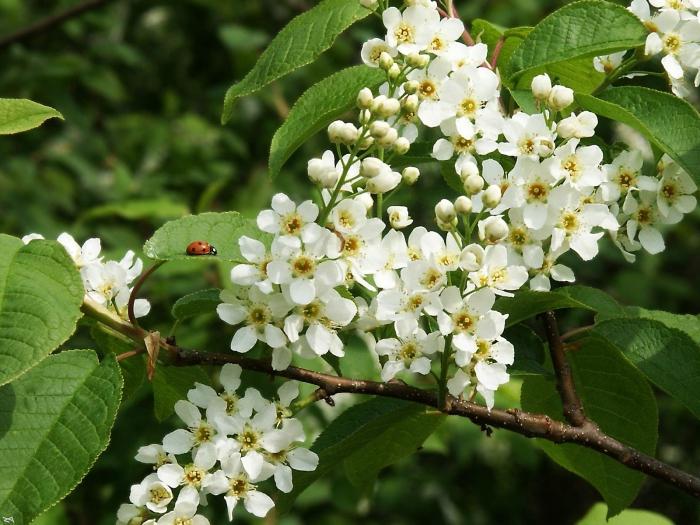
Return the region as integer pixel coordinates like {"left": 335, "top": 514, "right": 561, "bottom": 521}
{"left": 437, "top": 335, "right": 453, "bottom": 410}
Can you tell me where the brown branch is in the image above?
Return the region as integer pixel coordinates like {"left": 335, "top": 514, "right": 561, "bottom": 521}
{"left": 543, "top": 311, "right": 589, "bottom": 427}
{"left": 0, "top": 0, "right": 115, "bottom": 51}
{"left": 127, "top": 261, "right": 165, "bottom": 327}
{"left": 82, "top": 299, "right": 700, "bottom": 500}
{"left": 490, "top": 37, "right": 505, "bottom": 69}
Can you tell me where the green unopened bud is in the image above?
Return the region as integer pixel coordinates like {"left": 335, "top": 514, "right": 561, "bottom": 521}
{"left": 406, "top": 53, "right": 429, "bottom": 69}
{"left": 402, "top": 166, "right": 420, "bottom": 185}
{"left": 356, "top": 87, "right": 374, "bottom": 109}
{"left": 403, "top": 80, "right": 419, "bottom": 94}
{"left": 379, "top": 52, "right": 394, "bottom": 71}
{"left": 454, "top": 196, "right": 472, "bottom": 215}
{"left": 393, "top": 137, "right": 410, "bottom": 155}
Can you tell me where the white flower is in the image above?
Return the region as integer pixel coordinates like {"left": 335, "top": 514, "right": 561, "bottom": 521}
{"left": 157, "top": 486, "right": 210, "bottom": 525}
{"left": 468, "top": 245, "right": 528, "bottom": 296}
{"left": 57, "top": 232, "right": 102, "bottom": 267}
{"left": 600, "top": 149, "right": 657, "bottom": 202}
{"left": 546, "top": 139, "right": 604, "bottom": 190}
{"left": 502, "top": 157, "right": 557, "bottom": 229}
{"left": 436, "top": 286, "right": 496, "bottom": 340}
{"left": 594, "top": 51, "right": 626, "bottom": 73}
{"left": 367, "top": 229, "right": 410, "bottom": 289}
{"left": 135, "top": 444, "right": 176, "bottom": 468}
{"left": 267, "top": 234, "right": 345, "bottom": 305}
{"left": 283, "top": 288, "right": 357, "bottom": 357}
{"left": 157, "top": 446, "right": 218, "bottom": 495}
{"left": 361, "top": 38, "right": 397, "bottom": 67}
{"left": 383, "top": 5, "right": 440, "bottom": 55}
{"left": 230, "top": 236, "right": 273, "bottom": 293}
{"left": 656, "top": 156, "right": 697, "bottom": 221}
{"left": 406, "top": 56, "right": 452, "bottom": 102}
{"left": 21, "top": 233, "right": 44, "bottom": 244}
{"left": 498, "top": 112, "right": 556, "bottom": 159}
{"left": 557, "top": 111, "right": 598, "bottom": 139}
{"left": 645, "top": 11, "right": 700, "bottom": 82}
{"left": 205, "top": 452, "right": 275, "bottom": 520}
{"left": 375, "top": 318, "right": 443, "bottom": 381}
{"left": 217, "top": 287, "right": 290, "bottom": 352}
{"left": 257, "top": 193, "right": 323, "bottom": 244}
{"left": 445, "top": 42, "right": 488, "bottom": 71}
{"left": 624, "top": 190, "right": 667, "bottom": 254}
{"left": 129, "top": 473, "right": 173, "bottom": 514}
{"left": 423, "top": 15, "right": 465, "bottom": 55}
{"left": 162, "top": 400, "right": 218, "bottom": 455}
{"left": 529, "top": 245, "right": 576, "bottom": 292}
{"left": 387, "top": 205, "right": 413, "bottom": 229}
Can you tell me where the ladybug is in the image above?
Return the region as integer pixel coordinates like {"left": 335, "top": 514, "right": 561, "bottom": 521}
{"left": 186, "top": 240, "right": 217, "bottom": 256}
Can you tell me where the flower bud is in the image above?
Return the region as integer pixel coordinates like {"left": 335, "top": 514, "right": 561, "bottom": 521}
{"left": 388, "top": 63, "right": 401, "bottom": 80}
{"left": 366, "top": 169, "right": 401, "bottom": 193}
{"left": 370, "top": 120, "right": 391, "bottom": 138}
{"left": 376, "top": 127, "right": 398, "bottom": 147}
{"left": 402, "top": 94, "right": 419, "bottom": 113}
{"left": 531, "top": 73, "right": 552, "bottom": 100}
{"left": 435, "top": 199, "right": 456, "bottom": 223}
{"left": 387, "top": 206, "right": 413, "bottom": 229}
{"left": 547, "top": 85, "right": 574, "bottom": 111}
{"left": 403, "top": 80, "right": 419, "bottom": 94}
{"left": 482, "top": 184, "right": 502, "bottom": 208}
{"left": 308, "top": 158, "right": 339, "bottom": 188}
{"left": 393, "top": 136, "right": 411, "bottom": 155}
{"left": 377, "top": 97, "right": 401, "bottom": 118}
{"left": 379, "top": 52, "right": 394, "bottom": 71}
{"left": 454, "top": 196, "right": 472, "bottom": 215}
{"left": 402, "top": 166, "right": 420, "bottom": 185}
{"left": 357, "top": 135, "right": 374, "bottom": 150}
{"left": 406, "top": 53, "right": 429, "bottom": 69}
{"left": 360, "top": 157, "right": 385, "bottom": 178}
{"left": 327, "top": 120, "right": 346, "bottom": 143}
{"left": 437, "top": 217, "right": 458, "bottom": 232}
{"left": 459, "top": 161, "right": 479, "bottom": 181}
{"left": 478, "top": 216, "right": 509, "bottom": 243}
{"left": 460, "top": 243, "right": 485, "bottom": 271}
{"left": 357, "top": 87, "right": 374, "bottom": 109}
{"left": 360, "top": 0, "right": 378, "bottom": 8}
{"left": 463, "top": 174, "right": 484, "bottom": 195}
{"left": 371, "top": 94, "right": 387, "bottom": 112}
{"left": 355, "top": 192, "right": 374, "bottom": 210}
{"left": 340, "top": 123, "right": 359, "bottom": 144}
{"left": 358, "top": 108, "right": 372, "bottom": 125}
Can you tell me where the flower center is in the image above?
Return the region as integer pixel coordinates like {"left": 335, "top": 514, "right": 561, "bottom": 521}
{"left": 337, "top": 210, "right": 357, "bottom": 229}
{"left": 490, "top": 268, "right": 507, "bottom": 284}
{"left": 405, "top": 293, "right": 424, "bottom": 312}
{"left": 526, "top": 181, "right": 549, "bottom": 201}
{"left": 453, "top": 311, "right": 475, "bottom": 333}
{"left": 248, "top": 304, "right": 271, "bottom": 326}
{"left": 292, "top": 255, "right": 316, "bottom": 277}
{"left": 430, "top": 35, "right": 445, "bottom": 52}
{"left": 281, "top": 213, "right": 303, "bottom": 235}
{"left": 149, "top": 485, "right": 170, "bottom": 505}
{"left": 174, "top": 518, "right": 193, "bottom": 525}
{"left": 615, "top": 169, "right": 636, "bottom": 189}
{"left": 475, "top": 339, "right": 491, "bottom": 359}
{"left": 458, "top": 97, "right": 478, "bottom": 117}
{"left": 519, "top": 137, "right": 535, "bottom": 155}
{"left": 395, "top": 22, "right": 414, "bottom": 44}
{"left": 222, "top": 393, "right": 238, "bottom": 415}
{"left": 418, "top": 80, "right": 437, "bottom": 99}
{"left": 560, "top": 212, "right": 579, "bottom": 232}
{"left": 194, "top": 422, "right": 215, "bottom": 444}
{"left": 342, "top": 235, "right": 362, "bottom": 257}
{"left": 453, "top": 136, "right": 474, "bottom": 153}
{"left": 563, "top": 156, "right": 581, "bottom": 180}
{"left": 663, "top": 33, "right": 681, "bottom": 54}
{"left": 509, "top": 227, "right": 528, "bottom": 247}
{"left": 420, "top": 267, "right": 443, "bottom": 289}
{"left": 228, "top": 476, "right": 252, "bottom": 498}
{"left": 661, "top": 183, "right": 677, "bottom": 201}
{"left": 399, "top": 341, "right": 419, "bottom": 361}
{"left": 369, "top": 44, "right": 389, "bottom": 63}
{"left": 301, "top": 300, "right": 322, "bottom": 321}
{"left": 636, "top": 206, "right": 654, "bottom": 225}
{"left": 183, "top": 464, "right": 206, "bottom": 488}
{"left": 239, "top": 427, "right": 261, "bottom": 452}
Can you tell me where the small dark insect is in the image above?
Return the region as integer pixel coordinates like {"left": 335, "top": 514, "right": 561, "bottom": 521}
{"left": 186, "top": 240, "right": 217, "bottom": 256}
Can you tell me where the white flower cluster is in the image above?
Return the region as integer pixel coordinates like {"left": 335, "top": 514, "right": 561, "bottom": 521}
{"left": 21, "top": 232, "right": 151, "bottom": 319}
{"left": 212, "top": 0, "right": 697, "bottom": 410}
{"left": 118, "top": 364, "right": 318, "bottom": 524}
{"left": 595, "top": 0, "right": 700, "bottom": 97}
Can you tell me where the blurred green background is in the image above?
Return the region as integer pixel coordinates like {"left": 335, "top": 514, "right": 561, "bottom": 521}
{"left": 1, "top": 1, "right": 698, "bottom": 524}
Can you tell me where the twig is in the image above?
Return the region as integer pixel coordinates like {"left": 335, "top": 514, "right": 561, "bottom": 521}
{"left": 127, "top": 261, "right": 165, "bottom": 327}
{"left": 116, "top": 349, "right": 143, "bottom": 362}
{"left": 437, "top": 4, "right": 475, "bottom": 47}
{"left": 0, "top": 0, "right": 116, "bottom": 51}
{"left": 543, "top": 311, "right": 589, "bottom": 427}
{"left": 490, "top": 37, "right": 505, "bottom": 69}
{"left": 560, "top": 324, "right": 594, "bottom": 341}
{"left": 82, "top": 299, "right": 700, "bottom": 500}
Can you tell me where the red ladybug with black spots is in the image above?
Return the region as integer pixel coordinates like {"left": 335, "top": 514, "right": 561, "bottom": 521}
{"left": 186, "top": 240, "right": 217, "bottom": 256}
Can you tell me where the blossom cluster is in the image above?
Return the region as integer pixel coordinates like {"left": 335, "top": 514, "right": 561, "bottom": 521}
{"left": 21, "top": 232, "right": 151, "bottom": 320}
{"left": 117, "top": 365, "right": 318, "bottom": 524}
{"left": 595, "top": 0, "right": 700, "bottom": 97}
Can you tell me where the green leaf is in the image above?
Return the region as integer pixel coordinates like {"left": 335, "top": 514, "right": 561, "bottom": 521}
{"left": 143, "top": 212, "right": 254, "bottom": 262}
{"left": 576, "top": 502, "right": 673, "bottom": 525}
{"left": 152, "top": 365, "right": 210, "bottom": 421}
{"left": 508, "top": 0, "right": 646, "bottom": 80}
{"left": 81, "top": 198, "right": 189, "bottom": 222}
{"left": 513, "top": 56, "right": 606, "bottom": 94}
{"left": 172, "top": 289, "right": 221, "bottom": 322}
{"left": 505, "top": 325, "right": 549, "bottom": 376}
{"left": 343, "top": 402, "right": 444, "bottom": 489}
{"left": 596, "top": 305, "right": 700, "bottom": 344}
{"left": 0, "top": 350, "right": 122, "bottom": 525}
{"left": 521, "top": 339, "right": 658, "bottom": 517}
{"left": 577, "top": 87, "right": 700, "bottom": 181}
{"left": 0, "top": 236, "right": 84, "bottom": 386}
{"left": 221, "top": 0, "right": 371, "bottom": 123}
{"left": 269, "top": 65, "right": 385, "bottom": 179}
{"left": 276, "top": 398, "right": 443, "bottom": 513}
{"left": 494, "top": 285, "right": 623, "bottom": 327}
{"left": 0, "top": 98, "right": 63, "bottom": 135}
{"left": 592, "top": 318, "right": 700, "bottom": 419}
{"left": 338, "top": 334, "right": 381, "bottom": 382}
